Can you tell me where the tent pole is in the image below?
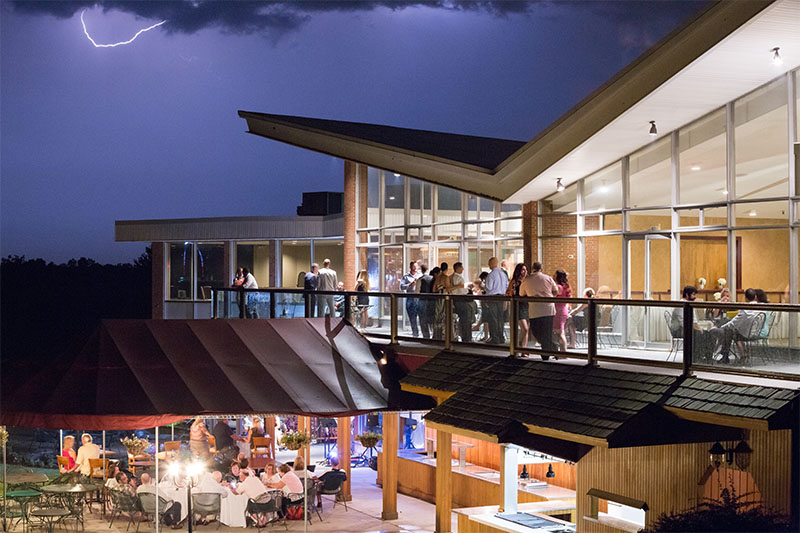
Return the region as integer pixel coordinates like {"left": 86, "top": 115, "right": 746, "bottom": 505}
{"left": 102, "top": 430, "right": 107, "bottom": 516}
{"left": 304, "top": 438, "right": 308, "bottom": 533}
{"left": 155, "top": 426, "right": 159, "bottom": 533}
{"left": 59, "top": 429, "right": 63, "bottom": 456}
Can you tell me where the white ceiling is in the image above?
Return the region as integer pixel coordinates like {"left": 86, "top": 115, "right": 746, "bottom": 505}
{"left": 507, "top": 0, "right": 800, "bottom": 205}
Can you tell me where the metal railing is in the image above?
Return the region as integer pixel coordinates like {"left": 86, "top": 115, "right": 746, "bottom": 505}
{"left": 211, "top": 287, "right": 800, "bottom": 381}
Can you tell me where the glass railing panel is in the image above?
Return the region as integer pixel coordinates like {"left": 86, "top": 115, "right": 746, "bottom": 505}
{"left": 395, "top": 293, "right": 435, "bottom": 340}
{"left": 466, "top": 295, "right": 510, "bottom": 348}
{"left": 350, "top": 293, "right": 391, "bottom": 336}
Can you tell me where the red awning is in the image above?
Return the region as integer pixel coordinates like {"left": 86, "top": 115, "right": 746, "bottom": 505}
{"left": 1, "top": 318, "right": 390, "bottom": 430}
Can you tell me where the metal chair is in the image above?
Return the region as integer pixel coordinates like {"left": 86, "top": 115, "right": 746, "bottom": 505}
{"left": 108, "top": 489, "right": 142, "bottom": 531}
{"left": 664, "top": 310, "right": 683, "bottom": 361}
{"left": 246, "top": 492, "right": 286, "bottom": 531}
{"left": 191, "top": 492, "right": 221, "bottom": 529}
{"left": 288, "top": 479, "right": 322, "bottom": 523}
{"left": 732, "top": 312, "right": 766, "bottom": 366}
{"left": 136, "top": 492, "right": 169, "bottom": 532}
{"left": 318, "top": 477, "right": 348, "bottom": 512}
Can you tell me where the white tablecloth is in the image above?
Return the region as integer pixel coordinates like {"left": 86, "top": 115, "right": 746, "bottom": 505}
{"left": 157, "top": 484, "right": 248, "bottom": 527}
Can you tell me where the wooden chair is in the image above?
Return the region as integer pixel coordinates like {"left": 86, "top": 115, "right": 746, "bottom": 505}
{"left": 88, "top": 457, "right": 110, "bottom": 512}
{"left": 207, "top": 436, "right": 217, "bottom": 455}
{"left": 251, "top": 437, "right": 272, "bottom": 470}
{"left": 164, "top": 441, "right": 181, "bottom": 457}
{"left": 57, "top": 455, "right": 71, "bottom": 473}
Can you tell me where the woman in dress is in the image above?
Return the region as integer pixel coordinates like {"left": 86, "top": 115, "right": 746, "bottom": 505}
{"left": 61, "top": 435, "right": 77, "bottom": 473}
{"left": 432, "top": 263, "right": 451, "bottom": 340}
{"left": 190, "top": 418, "right": 211, "bottom": 459}
{"left": 553, "top": 270, "right": 573, "bottom": 352}
{"left": 355, "top": 270, "right": 371, "bottom": 329}
{"left": 506, "top": 264, "right": 530, "bottom": 354}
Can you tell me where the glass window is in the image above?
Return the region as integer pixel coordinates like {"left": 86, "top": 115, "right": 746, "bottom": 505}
{"left": 435, "top": 247, "right": 461, "bottom": 270}
{"left": 627, "top": 209, "right": 671, "bottom": 232}
{"left": 680, "top": 108, "right": 727, "bottom": 204}
{"left": 583, "top": 162, "right": 623, "bottom": 211}
{"left": 196, "top": 243, "right": 225, "bottom": 299}
{"left": 437, "top": 185, "right": 462, "bottom": 221}
{"left": 168, "top": 242, "right": 193, "bottom": 300}
{"left": 313, "top": 240, "right": 344, "bottom": 284}
{"left": 409, "top": 178, "right": 433, "bottom": 225}
{"left": 281, "top": 240, "right": 311, "bottom": 289}
{"left": 382, "top": 227, "right": 404, "bottom": 244}
{"left": 501, "top": 203, "right": 522, "bottom": 217}
{"left": 543, "top": 184, "right": 577, "bottom": 214}
{"left": 677, "top": 208, "right": 701, "bottom": 228}
{"left": 384, "top": 247, "right": 404, "bottom": 293}
{"left": 628, "top": 236, "right": 671, "bottom": 301}
{"left": 629, "top": 136, "right": 672, "bottom": 208}
{"left": 583, "top": 235, "right": 623, "bottom": 298}
{"left": 362, "top": 167, "right": 380, "bottom": 228}
{"left": 703, "top": 206, "right": 727, "bottom": 225}
{"left": 500, "top": 218, "right": 522, "bottom": 236}
{"left": 357, "top": 247, "right": 379, "bottom": 291}
{"left": 236, "top": 242, "right": 271, "bottom": 288}
{"left": 733, "top": 201, "right": 789, "bottom": 227}
{"left": 499, "top": 240, "right": 524, "bottom": 272}
{"left": 465, "top": 222, "right": 494, "bottom": 239}
{"left": 467, "top": 244, "right": 494, "bottom": 283}
{"left": 467, "top": 195, "right": 495, "bottom": 220}
{"left": 436, "top": 223, "right": 461, "bottom": 241}
{"left": 734, "top": 76, "right": 789, "bottom": 199}
{"left": 679, "top": 231, "right": 727, "bottom": 300}
{"left": 735, "top": 228, "right": 790, "bottom": 299}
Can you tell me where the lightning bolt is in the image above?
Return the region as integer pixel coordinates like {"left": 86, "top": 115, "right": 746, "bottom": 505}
{"left": 80, "top": 10, "right": 166, "bottom": 48}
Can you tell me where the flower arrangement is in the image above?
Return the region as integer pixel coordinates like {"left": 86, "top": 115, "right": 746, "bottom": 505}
{"left": 717, "top": 278, "right": 727, "bottom": 290}
{"left": 697, "top": 277, "right": 706, "bottom": 289}
{"left": 279, "top": 430, "right": 311, "bottom": 451}
{"left": 121, "top": 435, "right": 150, "bottom": 457}
{"left": 0, "top": 425, "right": 8, "bottom": 448}
{"left": 713, "top": 292, "right": 722, "bottom": 301}
{"left": 355, "top": 431, "right": 382, "bottom": 449}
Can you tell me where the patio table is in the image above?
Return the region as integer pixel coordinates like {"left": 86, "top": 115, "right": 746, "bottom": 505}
{"left": 40, "top": 483, "right": 98, "bottom": 531}
{"left": 5, "top": 472, "right": 49, "bottom": 486}
{"left": 6, "top": 489, "right": 41, "bottom": 530}
{"left": 30, "top": 508, "right": 70, "bottom": 533}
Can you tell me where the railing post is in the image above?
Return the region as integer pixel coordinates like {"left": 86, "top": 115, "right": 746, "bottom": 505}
{"left": 587, "top": 300, "right": 598, "bottom": 367}
{"left": 344, "top": 292, "right": 352, "bottom": 323}
{"left": 212, "top": 290, "right": 217, "bottom": 319}
{"left": 444, "top": 295, "right": 452, "bottom": 350}
{"left": 269, "top": 291, "right": 276, "bottom": 319}
{"left": 304, "top": 292, "right": 312, "bottom": 318}
{"left": 509, "top": 296, "right": 517, "bottom": 356}
{"left": 390, "top": 294, "right": 398, "bottom": 344}
{"left": 224, "top": 290, "right": 229, "bottom": 319}
{"left": 682, "top": 302, "right": 694, "bottom": 377}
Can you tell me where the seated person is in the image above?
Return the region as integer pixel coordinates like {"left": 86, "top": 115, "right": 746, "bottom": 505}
{"left": 137, "top": 473, "right": 182, "bottom": 529}
{"left": 223, "top": 461, "right": 240, "bottom": 484}
{"left": 292, "top": 456, "right": 312, "bottom": 480}
{"left": 75, "top": 433, "right": 101, "bottom": 478}
{"left": 195, "top": 471, "right": 228, "bottom": 525}
{"left": 227, "top": 469, "right": 267, "bottom": 499}
{"left": 112, "top": 471, "right": 137, "bottom": 497}
{"left": 710, "top": 288, "right": 760, "bottom": 364}
{"left": 706, "top": 288, "right": 731, "bottom": 325}
{"left": 239, "top": 458, "right": 257, "bottom": 478}
{"left": 260, "top": 463, "right": 281, "bottom": 485}
{"left": 267, "top": 464, "right": 304, "bottom": 518}
{"left": 670, "top": 285, "right": 713, "bottom": 360}
{"left": 105, "top": 463, "right": 122, "bottom": 490}
{"left": 313, "top": 456, "right": 347, "bottom": 507}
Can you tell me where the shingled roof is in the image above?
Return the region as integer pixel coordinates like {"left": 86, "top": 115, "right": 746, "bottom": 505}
{"left": 403, "top": 353, "right": 800, "bottom": 457}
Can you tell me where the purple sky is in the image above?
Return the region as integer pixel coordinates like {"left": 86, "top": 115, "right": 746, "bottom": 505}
{"left": 1, "top": 1, "right": 708, "bottom": 263}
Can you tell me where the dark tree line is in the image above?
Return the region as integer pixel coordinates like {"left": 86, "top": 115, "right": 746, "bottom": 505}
{"left": 1, "top": 249, "right": 152, "bottom": 376}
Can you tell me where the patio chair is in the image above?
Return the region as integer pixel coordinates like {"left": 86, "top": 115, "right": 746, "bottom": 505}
{"left": 252, "top": 436, "right": 273, "bottom": 469}
{"left": 108, "top": 489, "right": 142, "bottom": 531}
{"left": 731, "top": 312, "right": 766, "bottom": 366}
{"left": 752, "top": 311, "right": 780, "bottom": 365}
{"left": 57, "top": 455, "right": 71, "bottom": 473}
{"left": 289, "top": 480, "right": 322, "bottom": 523}
{"left": 164, "top": 441, "right": 181, "bottom": 459}
{"left": 136, "top": 492, "right": 169, "bottom": 532}
{"left": 191, "top": 492, "right": 221, "bottom": 529}
{"left": 88, "top": 457, "right": 110, "bottom": 511}
{"left": 664, "top": 310, "right": 683, "bottom": 361}
{"left": 246, "top": 492, "right": 286, "bottom": 531}
{"left": 318, "top": 477, "right": 348, "bottom": 512}
{"left": 207, "top": 436, "right": 217, "bottom": 455}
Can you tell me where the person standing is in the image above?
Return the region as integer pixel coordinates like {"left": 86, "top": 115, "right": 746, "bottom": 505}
{"left": 417, "top": 265, "right": 434, "bottom": 339}
{"left": 553, "top": 270, "right": 573, "bottom": 352}
{"left": 520, "top": 262, "right": 558, "bottom": 357}
{"left": 400, "top": 261, "right": 422, "bottom": 337}
{"left": 506, "top": 264, "right": 530, "bottom": 353}
{"left": 317, "top": 259, "right": 338, "bottom": 317}
{"left": 500, "top": 259, "right": 511, "bottom": 281}
{"left": 450, "top": 262, "right": 473, "bottom": 342}
{"left": 433, "top": 263, "right": 452, "bottom": 340}
{"left": 304, "top": 263, "right": 319, "bottom": 317}
{"left": 242, "top": 268, "right": 259, "bottom": 318}
{"left": 190, "top": 418, "right": 211, "bottom": 459}
{"left": 485, "top": 257, "right": 509, "bottom": 344}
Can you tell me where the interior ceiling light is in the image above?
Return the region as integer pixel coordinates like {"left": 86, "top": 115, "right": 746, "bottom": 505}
{"left": 691, "top": 165, "right": 701, "bottom": 171}
{"left": 393, "top": 173, "right": 401, "bottom": 177}
{"left": 649, "top": 120, "right": 658, "bottom": 136}
{"left": 772, "top": 47, "right": 782, "bottom": 65}
{"left": 749, "top": 210, "right": 757, "bottom": 217}
{"left": 556, "top": 178, "right": 565, "bottom": 192}
{"left": 389, "top": 196, "right": 396, "bottom": 200}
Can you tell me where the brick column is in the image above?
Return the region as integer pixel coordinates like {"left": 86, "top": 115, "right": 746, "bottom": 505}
{"left": 344, "top": 161, "right": 358, "bottom": 290}
{"left": 522, "top": 202, "right": 538, "bottom": 268}
{"left": 151, "top": 242, "right": 165, "bottom": 319}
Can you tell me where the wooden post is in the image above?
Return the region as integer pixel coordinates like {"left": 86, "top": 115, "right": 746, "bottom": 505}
{"left": 436, "top": 427, "right": 452, "bottom": 532}
{"left": 381, "top": 413, "right": 398, "bottom": 520}
{"left": 337, "top": 416, "right": 352, "bottom": 501}
{"left": 266, "top": 416, "right": 276, "bottom": 462}
{"left": 499, "top": 444, "right": 518, "bottom": 514}
{"left": 297, "top": 416, "right": 311, "bottom": 461}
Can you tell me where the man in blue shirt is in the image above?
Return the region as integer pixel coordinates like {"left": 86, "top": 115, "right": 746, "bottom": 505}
{"left": 304, "top": 263, "right": 319, "bottom": 317}
{"left": 400, "top": 261, "right": 421, "bottom": 337}
{"left": 485, "top": 257, "right": 508, "bottom": 344}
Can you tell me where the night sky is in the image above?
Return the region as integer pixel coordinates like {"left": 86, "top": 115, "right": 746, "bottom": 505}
{"left": 1, "top": 1, "right": 708, "bottom": 263}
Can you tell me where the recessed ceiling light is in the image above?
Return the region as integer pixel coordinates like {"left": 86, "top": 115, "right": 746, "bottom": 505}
{"left": 393, "top": 173, "right": 401, "bottom": 177}
{"left": 772, "top": 47, "right": 782, "bottom": 65}
{"left": 748, "top": 210, "right": 757, "bottom": 217}
{"left": 389, "top": 196, "right": 396, "bottom": 200}
{"left": 691, "top": 165, "right": 701, "bottom": 171}
{"left": 722, "top": 190, "right": 728, "bottom": 195}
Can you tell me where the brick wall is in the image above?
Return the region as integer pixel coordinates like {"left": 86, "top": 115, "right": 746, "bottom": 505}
{"left": 343, "top": 160, "right": 358, "bottom": 289}
{"left": 522, "top": 201, "right": 538, "bottom": 268}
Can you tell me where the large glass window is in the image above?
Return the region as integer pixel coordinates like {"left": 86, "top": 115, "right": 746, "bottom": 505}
{"left": 584, "top": 235, "right": 623, "bottom": 298}
{"left": 629, "top": 136, "right": 671, "bottom": 208}
{"left": 236, "top": 242, "right": 271, "bottom": 288}
{"left": 735, "top": 76, "right": 789, "bottom": 199}
{"left": 735, "top": 228, "right": 790, "bottom": 300}
{"left": 196, "top": 243, "right": 225, "bottom": 299}
{"left": 679, "top": 231, "right": 727, "bottom": 300}
{"left": 583, "top": 163, "right": 622, "bottom": 211}
{"left": 168, "top": 242, "right": 193, "bottom": 300}
{"left": 281, "top": 240, "right": 311, "bottom": 289}
{"left": 680, "top": 108, "right": 727, "bottom": 204}
{"left": 313, "top": 239, "right": 344, "bottom": 283}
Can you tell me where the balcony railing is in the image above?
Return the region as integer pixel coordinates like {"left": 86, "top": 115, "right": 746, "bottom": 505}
{"left": 211, "top": 287, "right": 800, "bottom": 381}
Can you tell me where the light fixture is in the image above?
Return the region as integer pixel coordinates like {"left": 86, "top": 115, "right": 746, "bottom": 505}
{"left": 722, "top": 190, "right": 728, "bottom": 196}
{"left": 598, "top": 181, "right": 609, "bottom": 194}
{"left": 545, "top": 464, "right": 555, "bottom": 478}
{"left": 691, "top": 165, "right": 701, "bottom": 171}
{"left": 556, "top": 178, "right": 565, "bottom": 192}
{"left": 393, "top": 173, "right": 401, "bottom": 177}
{"left": 389, "top": 196, "right": 396, "bottom": 200}
{"left": 748, "top": 209, "right": 757, "bottom": 217}
{"left": 709, "top": 440, "right": 752, "bottom": 470}
{"left": 772, "top": 47, "right": 782, "bottom": 65}
{"left": 649, "top": 120, "right": 658, "bottom": 136}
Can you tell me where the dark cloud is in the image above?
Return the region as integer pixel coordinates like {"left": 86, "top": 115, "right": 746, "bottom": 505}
{"left": 12, "top": 1, "right": 540, "bottom": 35}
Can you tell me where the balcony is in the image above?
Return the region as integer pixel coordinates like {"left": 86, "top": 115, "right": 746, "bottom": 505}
{"left": 211, "top": 288, "right": 800, "bottom": 381}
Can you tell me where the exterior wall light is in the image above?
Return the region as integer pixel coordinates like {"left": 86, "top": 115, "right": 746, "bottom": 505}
{"left": 649, "top": 121, "right": 658, "bottom": 136}
{"left": 772, "top": 47, "right": 782, "bottom": 65}
{"left": 556, "top": 178, "right": 565, "bottom": 192}
{"left": 709, "top": 440, "right": 752, "bottom": 470}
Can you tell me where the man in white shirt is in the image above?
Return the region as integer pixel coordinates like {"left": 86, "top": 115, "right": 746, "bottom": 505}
{"left": 137, "top": 473, "right": 182, "bottom": 528}
{"left": 519, "top": 262, "right": 558, "bottom": 355}
{"left": 485, "top": 257, "right": 509, "bottom": 344}
{"left": 75, "top": 433, "right": 100, "bottom": 477}
{"left": 450, "top": 262, "right": 473, "bottom": 342}
{"left": 195, "top": 471, "right": 228, "bottom": 525}
{"left": 229, "top": 470, "right": 267, "bottom": 501}
{"left": 316, "top": 259, "right": 338, "bottom": 317}
{"left": 400, "top": 261, "right": 422, "bottom": 337}
{"left": 241, "top": 268, "right": 259, "bottom": 318}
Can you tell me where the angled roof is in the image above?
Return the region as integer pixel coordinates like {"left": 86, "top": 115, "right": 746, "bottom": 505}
{"left": 403, "top": 354, "right": 799, "bottom": 456}
{"left": 1, "top": 318, "right": 394, "bottom": 430}
{"left": 399, "top": 351, "right": 503, "bottom": 397}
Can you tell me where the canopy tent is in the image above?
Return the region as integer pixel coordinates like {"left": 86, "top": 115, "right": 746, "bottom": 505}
{"left": 1, "top": 318, "right": 397, "bottom": 430}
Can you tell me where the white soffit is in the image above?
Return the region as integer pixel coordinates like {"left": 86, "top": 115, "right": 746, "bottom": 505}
{"left": 507, "top": 0, "right": 800, "bottom": 205}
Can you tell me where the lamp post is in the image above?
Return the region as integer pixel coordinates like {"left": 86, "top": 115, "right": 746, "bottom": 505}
{"left": 167, "top": 459, "right": 205, "bottom": 533}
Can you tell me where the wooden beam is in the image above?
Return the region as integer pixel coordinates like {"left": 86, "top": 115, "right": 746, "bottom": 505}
{"left": 400, "top": 383, "right": 454, "bottom": 402}
{"left": 381, "top": 413, "right": 399, "bottom": 520}
{"left": 436, "top": 427, "right": 452, "bottom": 533}
{"left": 337, "top": 416, "right": 352, "bottom": 501}
{"left": 426, "top": 421, "right": 498, "bottom": 444}
{"left": 499, "top": 444, "right": 518, "bottom": 514}
{"left": 297, "top": 416, "right": 311, "bottom": 461}
{"left": 665, "top": 407, "right": 771, "bottom": 431}
{"left": 523, "top": 423, "right": 608, "bottom": 447}
{"left": 266, "top": 415, "right": 276, "bottom": 462}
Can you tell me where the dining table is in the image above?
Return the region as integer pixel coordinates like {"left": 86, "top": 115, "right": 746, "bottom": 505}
{"left": 156, "top": 482, "right": 250, "bottom": 527}
{"left": 30, "top": 508, "right": 70, "bottom": 533}
{"left": 4, "top": 471, "right": 49, "bottom": 486}
{"left": 40, "top": 483, "right": 98, "bottom": 530}
{"left": 5, "top": 489, "right": 42, "bottom": 530}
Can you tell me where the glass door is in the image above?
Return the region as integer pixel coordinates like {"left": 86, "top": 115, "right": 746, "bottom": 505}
{"left": 627, "top": 234, "right": 672, "bottom": 347}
